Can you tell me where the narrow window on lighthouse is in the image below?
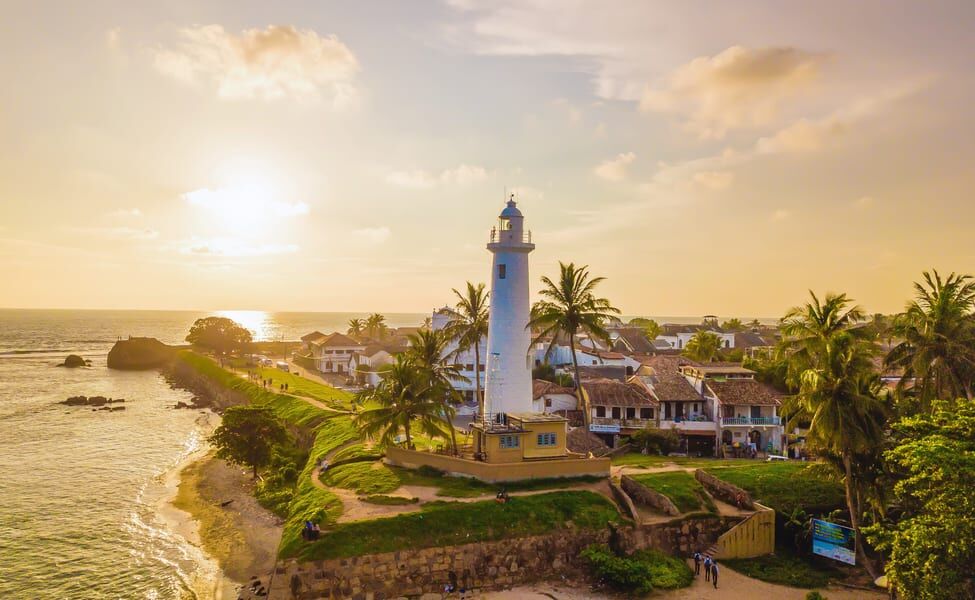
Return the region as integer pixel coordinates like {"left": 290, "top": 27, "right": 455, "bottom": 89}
{"left": 498, "top": 264, "right": 506, "bottom": 279}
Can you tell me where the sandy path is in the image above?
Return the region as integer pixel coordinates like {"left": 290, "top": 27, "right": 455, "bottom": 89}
{"left": 483, "top": 560, "right": 886, "bottom": 600}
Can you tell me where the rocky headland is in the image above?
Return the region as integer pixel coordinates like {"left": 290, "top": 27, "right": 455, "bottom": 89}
{"left": 107, "top": 337, "right": 177, "bottom": 370}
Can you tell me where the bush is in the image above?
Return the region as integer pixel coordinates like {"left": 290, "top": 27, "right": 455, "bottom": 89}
{"left": 806, "top": 592, "right": 828, "bottom": 600}
{"left": 630, "top": 427, "right": 680, "bottom": 455}
{"left": 581, "top": 545, "right": 693, "bottom": 595}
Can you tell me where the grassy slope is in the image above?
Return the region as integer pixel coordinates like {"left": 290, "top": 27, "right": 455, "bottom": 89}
{"left": 724, "top": 554, "right": 840, "bottom": 589}
{"left": 706, "top": 462, "right": 845, "bottom": 514}
{"left": 612, "top": 453, "right": 756, "bottom": 469}
{"left": 288, "top": 490, "right": 622, "bottom": 561}
{"left": 629, "top": 471, "right": 717, "bottom": 514}
{"left": 255, "top": 366, "right": 353, "bottom": 409}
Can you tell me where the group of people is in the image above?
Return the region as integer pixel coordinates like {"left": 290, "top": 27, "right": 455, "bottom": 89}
{"left": 301, "top": 520, "right": 321, "bottom": 541}
{"left": 692, "top": 551, "right": 720, "bottom": 589}
{"left": 494, "top": 488, "right": 510, "bottom": 504}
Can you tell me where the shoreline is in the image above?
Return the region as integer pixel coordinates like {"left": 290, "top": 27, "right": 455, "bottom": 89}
{"left": 160, "top": 413, "right": 284, "bottom": 600}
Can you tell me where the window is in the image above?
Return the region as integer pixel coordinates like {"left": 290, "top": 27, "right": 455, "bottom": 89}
{"left": 544, "top": 398, "right": 552, "bottom": 407}
{"left": 537, "top": 433, "right": 557, "bottom": 446}
{"left": 595, "top": 406, "right": 606, "bottom": 418}
{"left": 499, "top": 435, "right": 520, "bottom": 449}
{"left": 612, "top": 406, "right": 621, "bottom": 419}
{"left": 498, "top": 264, "right": 506, "bottom": 279}
{"left": 626, "top": 407, "right": 636, "bottom": 419}
{"left": 640, "top": 407, "right": 653, "bottom": 419}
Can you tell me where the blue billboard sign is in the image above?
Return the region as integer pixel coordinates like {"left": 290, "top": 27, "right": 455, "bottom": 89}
{"left": 812, "top": 519, "right": 856, "bottom": 565}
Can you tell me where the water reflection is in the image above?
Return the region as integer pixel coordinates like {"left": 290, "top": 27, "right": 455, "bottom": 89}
{"left": 215, "top": 310, "right": 270, "bottom": 341}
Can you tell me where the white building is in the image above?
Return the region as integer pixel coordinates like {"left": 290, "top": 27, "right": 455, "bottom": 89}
{"left": 532, "top": 379, "right": 578, "bottom": 414}
{"left": 655, "top": 325, "right": 736, "bottom": 350}
{"left": 483, "top": 196, "right": 535, "bottom": 417}
{"left": 430, "top": 307, "right": 487, "bottom": 403}
{"left": 306, "top": 332, "right": 365, "bottom": 374}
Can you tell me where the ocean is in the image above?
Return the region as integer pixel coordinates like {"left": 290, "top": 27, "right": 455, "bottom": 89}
{"left": 0, "top": 309, "right": 425, "bottom": 600}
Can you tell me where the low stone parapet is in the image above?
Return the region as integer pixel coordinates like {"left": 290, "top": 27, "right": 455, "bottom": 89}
{"left": 620, "top": 475, "right": 681, "bottom": 516}
{"left": 694, "top": 469, "right": 754, "bottom": 509}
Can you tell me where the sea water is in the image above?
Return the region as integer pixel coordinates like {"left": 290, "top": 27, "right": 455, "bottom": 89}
{"left": 0, "top": 309, "right": 423, "bottom": 599}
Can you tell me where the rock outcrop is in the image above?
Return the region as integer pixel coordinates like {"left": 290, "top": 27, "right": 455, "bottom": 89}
{"left": 107, "top": 337, "right": 175, "bottom": 370}
{"left": 61, "top": 396, "right": 126, "bottom": 407}
{"left": 60, "top": 354, "right": 90, "bottom": 368}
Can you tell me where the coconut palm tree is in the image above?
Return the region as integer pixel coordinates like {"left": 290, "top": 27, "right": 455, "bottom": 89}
{"left": 885, "top": 270, "right": 975, "bottom": 407}
{"left": 346, "top": 318, "right": 365, "bottom": 338}
{"left": 446, "top": 282, "right": 490, "bottom": 423}
{"left": 365, "top": 313, "right": 388, "bottom": 340}
{"left": 721, "top": 317, "right": 744, "bottom": 332}
{"left": 407, "top": 329, "right": 467, "bottom": 454}
{"left": 353, "top": 356, "right": 450, "bottom": 449}
{"left": 528, "top": 262, "right": 620, "bottom": 428}
{"left": 779, "top": 291, "right": 885, "bottom": 578}
{"left": 683, "top": 331, "right": 723, "bottom": 362}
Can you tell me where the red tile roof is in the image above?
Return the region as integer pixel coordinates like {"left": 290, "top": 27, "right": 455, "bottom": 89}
{"left": 532, "top": 379, "right": 576, "bottom": 399}
{"left": 581, "top": 378, "right": 658, "bottom": 407}
{"left": 706, "top": 380, "right": 783, "bottom": 406}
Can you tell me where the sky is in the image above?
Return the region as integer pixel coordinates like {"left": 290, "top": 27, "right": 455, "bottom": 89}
{"left": 2, "top": 1, "right": 974, "bottom": 317}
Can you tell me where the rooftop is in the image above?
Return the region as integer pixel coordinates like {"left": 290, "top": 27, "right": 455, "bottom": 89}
{"left": 706, "top": 379, "right": 783, "bottom": 406}
{"left": 581, "top": 378, "right": 658, "bottom": 407}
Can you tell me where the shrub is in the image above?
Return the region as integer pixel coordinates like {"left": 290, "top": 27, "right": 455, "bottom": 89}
{"left": 630, "top": 427, "right": 680, "bottom": 455}
{"left": 806, "top": 592, "right": 828, "bottom": 600}
{"left": 581, "top": 545, "right": 693, "bottom": 595}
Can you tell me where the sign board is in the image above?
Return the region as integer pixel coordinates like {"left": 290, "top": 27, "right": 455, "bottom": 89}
{"left": 589, "top": 423, "right": 620, "bottom": 434}
{"left": 812, "top": 519, "right": 856, "bottom": 565}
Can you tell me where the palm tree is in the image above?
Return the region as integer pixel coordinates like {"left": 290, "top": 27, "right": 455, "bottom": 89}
{"left": 528, "top": 262, "right": 620, "bottom": 428}
{"left": 407, "top": 329, "right": 468, "bottom": 454}
{"left": 353, "top": 356, "right": 450, "bottom": 449}
{"left": 346, "top": 318, "right": 365, "bottom": 338}
{"left": 779, "top": 291, "right": 885, "bottom": 578}
{"left": 365, "top": 313, "right": 387, "bottom": 340}
{"left": 446, "top": 282, "right": 490, "bottom": 423}
{"left": 721, "top": 317, "right": 744, "bottom": 332}
{"left": 885, "top": 270, "right": 975, "bottom": 407}
{"left": 747, "top": 318, "right": 763, "bottom": 330}
{"left": 683, "top": 331, "right": 723, "bottom": 362}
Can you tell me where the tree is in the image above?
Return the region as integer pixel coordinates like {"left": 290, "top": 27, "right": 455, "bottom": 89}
{"left": 446, "top": 282, "right": 490, "bottom": 424}
{"left": 185, "top": 316, "right": 253, "bottom": 356}
{"left": 208, "top": 406, "right": 290, "bottom": 478}
{"left": 747, "top": 318, "right": 763, "bottom": 330}
{"left": 407, "top": 328, "right": 467, "bottom": 453}
{"left": 721, "top": 317, "right": 744, "bottom": 332}
{"left": 885, "top": 270, "right": 975, "bottom": 408}
{"left": 365, "top": 313, "right": 388, "bottom": 340}
{"left": 779, "top": 291, "right": 886, "bottom": 579}
{"left": 866, "top": 398, "right": 975, "bottom": 599}
{"left": 347, "top": 318, "right": 365, "bottom": 337}
{"left": 533, "top": 363, "right": 575, "bottom": 388}
{"left": 628, "top": 317, "right": 661, "bottom": 340}
{"left": 354, "top": 356, "right": 450, "bottom": 449}
{"left": 528, "top": 262, "right": 620, "bottom": 428}
{"left": 683, "top": 331, "right": 723, "bottom": 362}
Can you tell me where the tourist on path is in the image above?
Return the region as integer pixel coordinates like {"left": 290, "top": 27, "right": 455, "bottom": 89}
{"left": 704, "top": 555, "right": 712, "bottom": 581}
{"left": 711, "top": 561, "right": 719, "bottom": 588}
{"left": 693, "top": 551, "right": 702, "bottom": 575}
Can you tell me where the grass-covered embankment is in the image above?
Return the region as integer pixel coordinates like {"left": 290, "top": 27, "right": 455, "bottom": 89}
{"left": 724, "top": 554, "right": 841, "bottom": 588}
{"left": 629, "top": 471, "right": 717, "bottom": 513}
{"left": 286, "top": 490, "right": 622, "bottom": 561}
{"left": 254, "top": 365, "right": 353, "bottom": 410}
{"left": 581, "top": 544, "right": 693, "bottom": 594}
{"left": 706, "top": 462, "right": 845, "bottom": 514}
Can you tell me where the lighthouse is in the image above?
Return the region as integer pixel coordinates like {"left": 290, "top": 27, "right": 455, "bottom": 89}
{"left": 483, "top": 195, "right": 535, "bottom": 419}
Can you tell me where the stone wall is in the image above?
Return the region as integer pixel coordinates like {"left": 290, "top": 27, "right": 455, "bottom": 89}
{"left": 620, "top": 475, "right": 680, "bottom": 516}
{"left": 695, "top": 469, "right": 754, "bottom": 509}
{"left": 164, "top": 358, "right": 251, "bottom": 411}
{"left": 269, "top": 517, "right": 741, "bottom": 599}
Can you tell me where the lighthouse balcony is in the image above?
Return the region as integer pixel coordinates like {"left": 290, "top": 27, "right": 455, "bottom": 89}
{"left": 488, "top": 228, "right": 533, "bottom": 245}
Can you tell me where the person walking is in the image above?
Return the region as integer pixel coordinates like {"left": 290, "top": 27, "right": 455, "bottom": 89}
{"left": 693, "top": 551, "right": 702, "bottom": 576}
{"left": 711, "top": 560, "right": 719, "bottom": 589}
{"left": 704, "top": 555, "right": 712, "bottom": 582}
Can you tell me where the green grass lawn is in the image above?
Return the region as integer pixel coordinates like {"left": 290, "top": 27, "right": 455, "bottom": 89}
{"left": 724, "top": 553, "right": 841, "bottom": 589}
{"left": 330, "top": 442, "right": 376, "bottom": 462}
{"left": 705, "top": 462, "right": 845, "bottom": 514}
{"left": 286, "top": 490, "right": 621, "bottom": 561}
{"left": 255, "top": 366, "right": 353, "bottom": 409}
{"left": 612, "top": 453, "right": 756, "bottom": 469}
{"left": 629, "top": 471, "right": 717, "bottom": 513}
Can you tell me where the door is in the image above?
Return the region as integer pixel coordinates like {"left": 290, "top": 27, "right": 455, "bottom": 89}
{"left": 675, "top": 402, "right": 685, "bottom": 419}
{"left": 749, "top": 430, "right": 762, "bottom": 446}
{"left": 750, "top": 406, "right": 761, "bottom": 419}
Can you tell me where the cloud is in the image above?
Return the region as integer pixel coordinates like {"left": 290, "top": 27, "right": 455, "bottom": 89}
{"left": 153, "top": 25, "right": 359, "bottom": 105}
{"left": 180, "top": 237, "right": 298, "bottom": 257}
{"left": 183, "top": 187, "right": 309, "bottom": 217}
{"left": 353, "top": 227, "right": 391, "bottom": 244}
{"left": 107, "top": 207, "right": 142, "bottom": 218}
{"left": 693, "top": 170, "right": 735, "bottom": 191}
{"left": 386, "top": 164, "right": 489, "bottom": 188}
{"left": 770, "top": 209, "right": 791, "bottom": 221}
{"left": 640, "top": 46, "right": 824, "bottom": 138}
{"left": 594, "top": 152, "right": 636, "bottom": 182}
{"left": 756, "top": 117, "right": 847, "bottom": 154}
{"left": 510, "top": 186, "right": 544, "bottom": 201}
{"left": 551, "top": 98, "right": 582, "bottom": 124}
{"left": 70, "top": 226, "right": 159, "bottom": 240}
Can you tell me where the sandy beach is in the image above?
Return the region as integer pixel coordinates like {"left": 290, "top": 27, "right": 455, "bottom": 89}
{"left": 165, "top": 451, "right": 284, "bottom": 600}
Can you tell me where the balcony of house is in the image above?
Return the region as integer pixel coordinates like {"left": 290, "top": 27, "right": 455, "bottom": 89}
{"left": 590, "top": 405, "right": 656, "bottom": 433}
{"left": 659, "top": 417, "right": 717, "bottom": 432}
{"left": 721, "top": 416, "right": 782, "bottom": 426}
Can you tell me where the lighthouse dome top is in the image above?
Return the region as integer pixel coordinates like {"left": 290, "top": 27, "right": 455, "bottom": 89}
{"left": 499, "top": 197, "right": 523, "bottom": 218}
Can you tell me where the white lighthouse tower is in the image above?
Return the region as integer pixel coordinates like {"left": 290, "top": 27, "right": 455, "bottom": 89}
{"left": 483, "top": 195, "right": 535, "bottom": 419}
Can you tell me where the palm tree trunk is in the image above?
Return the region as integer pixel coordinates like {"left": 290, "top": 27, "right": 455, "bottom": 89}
{"left": 404, "top": 418, "right": 413, "bottom": 450}
{"left": 843, "top": 451, "right": 879, "bottom": 579}
{"left": 474, "top": 343, "right": 483, "bottom": 425}
{"left": 570, "top": 336, "right": 589, "bottom": 428}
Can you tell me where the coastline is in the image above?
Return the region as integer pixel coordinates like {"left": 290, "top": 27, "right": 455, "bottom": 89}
{"left": 160, "top": 418, "right": 284, "bottom": 600}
